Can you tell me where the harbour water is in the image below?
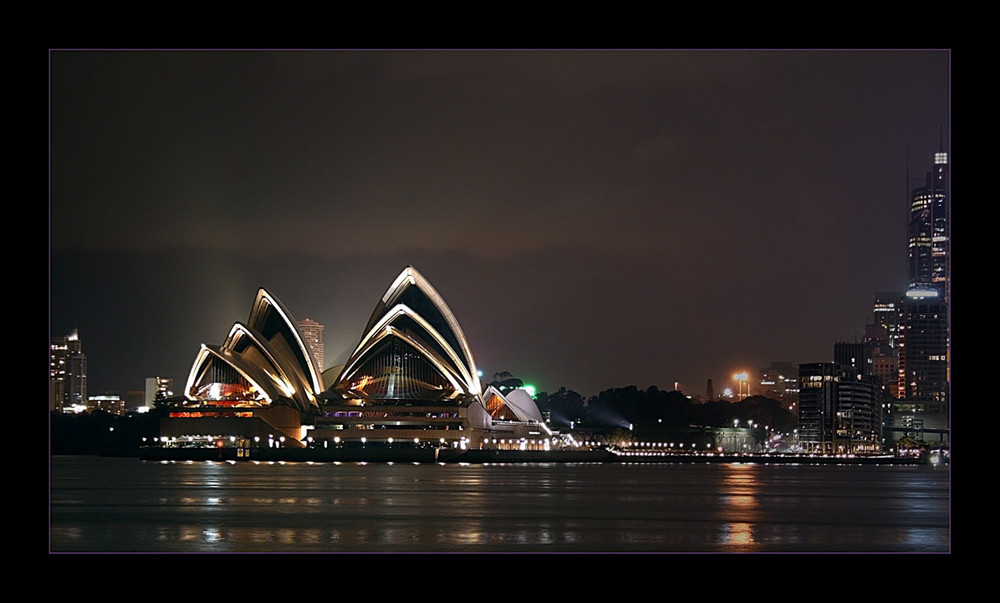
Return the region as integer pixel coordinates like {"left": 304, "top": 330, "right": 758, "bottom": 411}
{"left": 49, "top": 455, "right": 950, "bottom": 553}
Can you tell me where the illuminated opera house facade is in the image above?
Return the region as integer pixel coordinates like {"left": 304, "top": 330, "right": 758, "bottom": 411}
{"left": 163, "top": 266, "right": 553, "bottom": 451}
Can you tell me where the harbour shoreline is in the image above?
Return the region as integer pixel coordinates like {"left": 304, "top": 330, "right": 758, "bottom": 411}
{"left": 136, "top": 446, "right": 934, "bottom": 465}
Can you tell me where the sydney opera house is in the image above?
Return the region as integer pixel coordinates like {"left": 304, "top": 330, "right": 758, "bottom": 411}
{"left": 161, "top": 266, "right": 553, "bottom": 451}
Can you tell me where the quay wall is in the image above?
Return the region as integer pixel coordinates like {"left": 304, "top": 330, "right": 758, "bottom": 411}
{"left": 137, "top": 447, "right": 930, "bottom": 465}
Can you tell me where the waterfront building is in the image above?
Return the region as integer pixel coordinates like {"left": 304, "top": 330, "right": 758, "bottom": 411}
{"left": 798, "top": 362, "right": 881, "bottom": 454}
{"left": 162, "top": 266, "right": 551, "bottom": 451}
{"left": 50, "top": 329, "right": 86, "bottom": 412}
{"left": 836, "top": 378, "right": 882, "bottom": 454}
{"left": 161, "top": 288, "right": 327, "bottom": 446}
{"left": 315, "top": 266, "right": 552, "bottom": 450}
{"left": 183, "top": 287, "right": 325, "bottom": 414}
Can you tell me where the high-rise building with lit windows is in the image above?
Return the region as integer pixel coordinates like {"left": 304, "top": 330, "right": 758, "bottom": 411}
{"left": 297, "top": 318, "right": 325, "bottom": 373}
{"left": 50, "top": 329, "right": 87, "bottom": 412}
{"left": 872, "top": 292, "right": 901, "bottom": 349}
{"left": 907, "top": 145, "right": 949, "bottom": 300}
{"left": 898, "top": 293, "right": 949, "bottom": 404}
{"left": 892, "top": 144, "right": 950, "bottom": 446}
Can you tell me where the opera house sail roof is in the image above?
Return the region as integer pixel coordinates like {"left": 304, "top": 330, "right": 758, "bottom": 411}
{"left": 177, "top": 265, "right": 549, "bottom": 449}
{"left": 482, "top": 386, "right": 545, "bottom": 424}
{"left": 332, "top": 266, "right": 481, "bottom": 403}
{"left": 183, "top": 288, "right": 323, "bottom": 414}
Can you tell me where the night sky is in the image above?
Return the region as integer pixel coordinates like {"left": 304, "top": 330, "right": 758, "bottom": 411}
{"left": 49, "top": 49, "right": 950, "bottom": 399}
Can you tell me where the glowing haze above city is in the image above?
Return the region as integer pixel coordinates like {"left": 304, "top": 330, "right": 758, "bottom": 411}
{"left": 49, "top": 49, "right": 950, "bottom": 398}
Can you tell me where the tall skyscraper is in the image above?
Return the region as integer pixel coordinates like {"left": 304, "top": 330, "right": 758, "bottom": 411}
{"left": 297, "top": 318, "right": 325, "bottom": 372}
{"left": 893, "top": 143, "right": 950, "bottom": 446}
{"left": 906, "top": 144, "right": 949, "bottom": 299}
{"left": 50, "top": 329, "right": 87, "bottom": 411}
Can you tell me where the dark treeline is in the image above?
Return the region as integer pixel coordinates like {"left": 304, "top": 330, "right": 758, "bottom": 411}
{"left": 50, "top": 408, "right": 164, "bottom": 456}
{"left": 535, "top": 385, "right": 797, "bottom": 434}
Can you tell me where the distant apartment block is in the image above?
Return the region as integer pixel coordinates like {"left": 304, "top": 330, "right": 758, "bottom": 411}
{"left": 297, "top": 318, "right": 325, "bottom": 373}
{"left": 51, "top": 329, "right": 86, "bottom": 412}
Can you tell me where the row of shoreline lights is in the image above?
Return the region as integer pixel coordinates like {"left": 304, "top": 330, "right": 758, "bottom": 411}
{"left": 621, "top": 420, "right": 774, "bottom": 452}
{"left": 154, "top": 430, "right": 774, "bottom": 448}
{"left": 623, "top": 441, "right": 716, "bottom": 450}
{"left": 307, "top": 436, "right": 556, "bottom": 451}
{"left": 153, "top": 435, "right": 562, "bottom": 450}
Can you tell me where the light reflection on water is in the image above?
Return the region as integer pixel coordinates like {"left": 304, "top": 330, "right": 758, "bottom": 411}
{"left": 50, "top": 456, "right": 949, "bottom": 553}
{"left": 718, "top": 464, "right": 762, "bottom": 549}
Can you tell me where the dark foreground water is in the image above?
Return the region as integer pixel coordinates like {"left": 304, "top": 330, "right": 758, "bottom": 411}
{"left": 50, "top": 455, "right": 950, "bottom": 553}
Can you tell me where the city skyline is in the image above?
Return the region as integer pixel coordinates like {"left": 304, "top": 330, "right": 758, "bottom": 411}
{"left": 49, "top": 49, "right": 950, "bottom": 398}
